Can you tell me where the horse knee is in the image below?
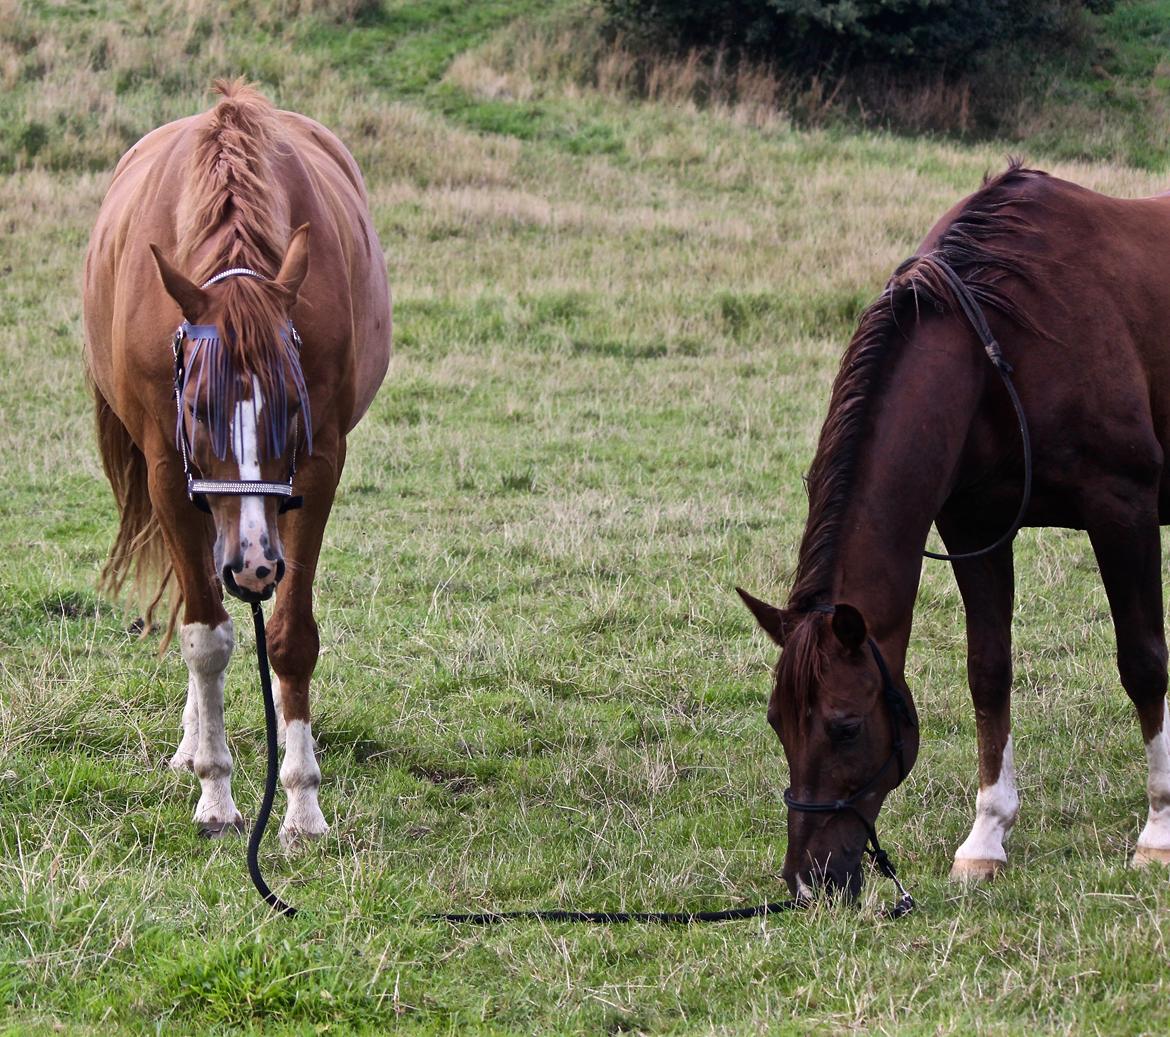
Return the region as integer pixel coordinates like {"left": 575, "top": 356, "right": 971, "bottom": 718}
{"left": 267, "top": 612, "right": 319, "bottom": 680}
{"left": 180, "top": 620, "right": 234, "bottom": 678}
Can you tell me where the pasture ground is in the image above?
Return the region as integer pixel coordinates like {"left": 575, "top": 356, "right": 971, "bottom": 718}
{"left": 4, "top": 2, "right": 1170, "bottom": 1034}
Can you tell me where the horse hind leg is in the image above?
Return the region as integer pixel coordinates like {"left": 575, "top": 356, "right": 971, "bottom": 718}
{"left": 168, "top": 675, "right": 199, "bottom": 771}
{"left": 1088, "top": 509, "right": 1170, "bottom": 867}
{"left": 938, "top": 523, "right": 1019, "bottom": 882}
{"left": 93, "top": 391, "right": 200, "bottom": 775}
{"left": 93, "top": 388, "right": 170, "bottom": 620}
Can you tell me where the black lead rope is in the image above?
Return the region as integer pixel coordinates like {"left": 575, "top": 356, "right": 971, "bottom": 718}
{"left": 915, "top": 255, "right": 1034, "bottom": 562}
{"left": 439, "top": 622, "right": 917, "bottom": 926}
{"left": 438, "top": 902, "right": 802, "bottom": 926}
{"left": 243, "top": 605, "right": 913, "bottom": 922}
{"left": 248, "top": 601, "right": 297, "bottom": 917}
{"left": 438, "top": 881, "right": 912, "bottom": 926}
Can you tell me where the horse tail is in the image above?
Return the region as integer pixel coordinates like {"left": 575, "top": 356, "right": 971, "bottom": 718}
{"left": 91, "top": 376, "right": 180, "bottom": 647}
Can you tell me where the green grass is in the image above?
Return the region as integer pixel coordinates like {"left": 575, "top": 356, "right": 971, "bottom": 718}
{"left": 6, "top": 1, "right": 1170, "bottom": 1034}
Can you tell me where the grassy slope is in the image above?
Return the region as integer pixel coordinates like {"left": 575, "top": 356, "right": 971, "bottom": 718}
{"left": 5, "top": 1, "right": 1170, "bottom": 1034}
{"left": 1018, "top": 0, "right": 1170, "bottom": 169}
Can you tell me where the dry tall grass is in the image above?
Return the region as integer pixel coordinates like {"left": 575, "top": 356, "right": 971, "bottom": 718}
{"left": 446, "top": 12, "right": 987, "bottom": 135}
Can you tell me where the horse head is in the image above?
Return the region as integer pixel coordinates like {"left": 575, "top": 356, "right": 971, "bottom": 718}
{"left": 149, "top": 225, "right": 312, "bottom": 602}
{"left": 738, "top": 589, "right": 920, "bottom": 900}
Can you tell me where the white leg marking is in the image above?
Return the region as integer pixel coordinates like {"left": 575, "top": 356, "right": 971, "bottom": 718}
{"left": 168, "top": 674, "right": 200, "bottom": 771}
{"left": 181, "top": 619, "right": 243, "bottom": 832}
{"left": 279, "top": 719, "right": 328, "bottom": 849}
{"left": 953, "top": 736, "right": 1019, "bottom": 874}
{"left": 231, "top": 379, "right": 276, "bottom": 586}
{"left": 272, "top": 674, "right": 287, "bottom": 745}
{"left": 1135, "top": 702, "right": 1170, "bottom": 865}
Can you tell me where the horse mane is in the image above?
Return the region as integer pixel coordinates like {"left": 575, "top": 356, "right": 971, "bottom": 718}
{"left": 179, "top": 78, "right": 286, "bottom": 281}
{"left": 176, "top": 79, "right": 309, "bottom": 461}
{"left": 777, "top": 160, "right": 1047, "bottom": 723}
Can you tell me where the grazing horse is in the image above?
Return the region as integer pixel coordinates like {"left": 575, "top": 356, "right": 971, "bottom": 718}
{"left": 739, "top": 161, "right": 1170, "bottom": 897}
{"left": 84, "top": 80, "right": 391, "bottom": 845}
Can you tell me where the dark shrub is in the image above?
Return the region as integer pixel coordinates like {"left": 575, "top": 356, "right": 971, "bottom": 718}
{"left": 601, "top": 0, "right": 1113, "bottom": 73}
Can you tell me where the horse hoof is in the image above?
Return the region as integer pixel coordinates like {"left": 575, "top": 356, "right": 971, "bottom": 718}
{"left": 950, "top": 858, "right": 1004, "bottom": 882}
{"left": 1132, "top": 846, "right": 1170, "bottom": 867}
{"left": 198, "top": 818, "right": 246, "bottom": 839}
{"left": 279, "top": 820, "right": 329, "bottom": 851}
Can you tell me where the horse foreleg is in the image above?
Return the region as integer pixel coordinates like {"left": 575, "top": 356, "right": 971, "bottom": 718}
{"left": 147, "top": 445, "right": 242, "bottom": 835}
{"left": 182, "top": 618, "right": 245, "bottom": 835}
{"left": 1088, "top": 515, "right": 1170, "bottom": 867}
{"left": 266, "top": 452, "right": 338, "bottom": 850}
{"left": 940, "top": 527, "right": 1018, "bottom": 881}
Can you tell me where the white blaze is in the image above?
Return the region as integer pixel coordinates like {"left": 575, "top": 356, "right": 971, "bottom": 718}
{"left": 231, "top": 376, "right": 268, "bottom": 573}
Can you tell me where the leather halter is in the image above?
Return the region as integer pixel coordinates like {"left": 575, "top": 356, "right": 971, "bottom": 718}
{"left": 170, "top": 268, "right": 304, "bottom": 514}
{"left": 782, "top": 604, "right": 916, "bottom": 914}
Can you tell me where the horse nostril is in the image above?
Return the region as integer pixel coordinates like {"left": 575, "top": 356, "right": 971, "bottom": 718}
{"left": 275, "top": 559, "right": 286, "bottom": 583}
{"left": 255, "top": 566, "right": 270, "bottom": 580}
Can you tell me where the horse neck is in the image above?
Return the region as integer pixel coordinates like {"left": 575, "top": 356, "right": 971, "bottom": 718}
{"left": 823, "top": 317, "right": 989, "bottom": 658}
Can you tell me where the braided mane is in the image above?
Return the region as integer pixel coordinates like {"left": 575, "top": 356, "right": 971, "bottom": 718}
{"left": 175, "top": 79, "right": 309, "bottom": 461}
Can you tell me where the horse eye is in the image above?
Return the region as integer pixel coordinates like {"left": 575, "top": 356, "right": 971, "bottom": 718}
{"left": 827, "top": 718, "right": 863, "bottom": 743}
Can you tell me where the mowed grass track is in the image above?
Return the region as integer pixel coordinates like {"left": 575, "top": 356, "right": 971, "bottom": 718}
{"left": 5, "top": 4, "right": 1170, "bottom": 1034}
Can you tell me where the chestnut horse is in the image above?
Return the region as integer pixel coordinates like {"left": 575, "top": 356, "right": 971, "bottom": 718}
{"left": 739, "top": 162, "right": 1170, "bottom": 897}
{"left": 84, "top": 81, "right": 391, "bottom": 845}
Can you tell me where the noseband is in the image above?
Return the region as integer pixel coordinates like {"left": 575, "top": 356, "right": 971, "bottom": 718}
{"left": 170, "top": 267, "right": 305, "bottom": 514}
{"left": 782, "top": 605, "right": 917, "bottom": 914}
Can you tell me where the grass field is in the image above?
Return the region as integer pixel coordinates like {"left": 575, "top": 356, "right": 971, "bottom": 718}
{"left": 6, "top": 1, "right": 1170, "bottom": 1034}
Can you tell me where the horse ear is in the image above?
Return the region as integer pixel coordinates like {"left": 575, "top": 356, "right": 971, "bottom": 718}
{"left": 831, "top": 603, "right": 868, "bottom": 652}
{"left": 274, "top": 223, "right": 310, "bottom": 302}
{"left": 736, "top": 587, "right": 792, "bottom": 647}
{"left": 150, "top": 244, "right": 207, "bottom": 322}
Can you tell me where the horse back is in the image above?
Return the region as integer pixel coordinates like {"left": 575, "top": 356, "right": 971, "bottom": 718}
{"left": 917, "top": 167, "right": 1170, "bottom": 525}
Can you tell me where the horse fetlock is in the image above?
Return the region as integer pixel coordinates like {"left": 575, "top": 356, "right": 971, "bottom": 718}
{"left": 194, "top": 749, "right": 233, "bottom": 783}
{"left": 953, "top": 785, "right": 1017, "bottom": 879}
{"left": 194, "top": 781, "right": 243, "bottom": 829}
{"left": 168, "top": 745, "right": 196, "bottom": 772}
{"left": 279, "top": 719, "right": 321, "bottom": 790}
{"left": 280, "top": 761, "right": 321, "bottom": 792}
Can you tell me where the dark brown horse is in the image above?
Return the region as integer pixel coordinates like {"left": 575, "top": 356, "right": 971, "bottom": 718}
{"left": 739, "top": 161, "right": 1170, "bottom": 897}
{"left": 84, "top": 81, "right": 391, "bottom": 844}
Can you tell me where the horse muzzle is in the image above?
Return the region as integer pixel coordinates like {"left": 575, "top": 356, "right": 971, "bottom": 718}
{"left": 785, "top": 857, "right": 864, "bottom": 902}
{"left": 223, "top": 557, "right": 285, "bottom": 602}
